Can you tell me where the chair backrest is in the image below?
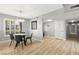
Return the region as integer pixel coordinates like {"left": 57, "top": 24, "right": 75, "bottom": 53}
{"left": 10, "top": 33, "right": 14, "bottom": 40}
{"left": 15, "top": 35, "right": 22, "bottom": 42}
{"left": 21, "top": 32, "right": 25, "bottom": 34}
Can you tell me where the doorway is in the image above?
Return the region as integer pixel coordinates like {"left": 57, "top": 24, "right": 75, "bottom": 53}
{"left": 66, "top": 20, "right": 79, "bottom": 41}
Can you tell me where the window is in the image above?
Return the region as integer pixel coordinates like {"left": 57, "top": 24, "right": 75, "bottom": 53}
{"left": 31, "top": 21, "right": 37, "bottom": 30}
{"left": 4, "top": 19, "right": 20, "bottom": 36}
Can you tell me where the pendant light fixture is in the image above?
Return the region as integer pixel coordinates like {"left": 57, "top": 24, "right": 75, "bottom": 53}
{"left": 15, "top": 9, "right": 24, "bottom": 25}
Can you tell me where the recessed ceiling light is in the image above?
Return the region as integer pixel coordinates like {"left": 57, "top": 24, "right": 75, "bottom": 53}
{"left": 71, "top": 20, "right": 75, "bottom": 23}
{"left": 47, "top": 19, "right": 53, "bottom": 22}
{"left": 72, "top": 23, "right": 75, "bottom": 25}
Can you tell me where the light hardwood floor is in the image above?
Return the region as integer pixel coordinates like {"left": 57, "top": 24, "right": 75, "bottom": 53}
{"left": 0, "top": 37, "right": 79, "bottom": 55}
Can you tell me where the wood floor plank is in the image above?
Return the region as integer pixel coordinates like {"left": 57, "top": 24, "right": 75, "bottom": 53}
{"left": 0, "top": 37, "right": 79, "bottom": 55}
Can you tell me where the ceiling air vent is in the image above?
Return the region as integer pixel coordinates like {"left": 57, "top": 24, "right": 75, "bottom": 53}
{"left": 71, "top": 4, "right": 79, "bottom": 9}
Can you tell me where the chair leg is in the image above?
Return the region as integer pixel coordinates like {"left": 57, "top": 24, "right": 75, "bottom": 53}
{"left": 13, "top": 40, "right": 15, "bottom": 44}
{"left": 9, "top": 40, "right": 12, "bottom": 46}
{"left": 30, "top": 38, "right": 32, "bottom": 44}
{"left": 26, "top": 39, "right": 27, "bottom": 44}
{"left": 15, "top": 42, "right": 19, "bottom": 49}
{"left": 21, "top": 42, "right": 23, "bottom": 48}
{"left": 24, "top": 40, "right": 26, "bottom": 46}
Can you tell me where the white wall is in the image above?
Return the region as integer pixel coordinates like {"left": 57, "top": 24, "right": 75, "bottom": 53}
{"left": 43, "top": 20, "right": 66, "bottom": 40}
{"left": 30, "top": 17, "right": 43, "bottom": 39}
{"left": 41, "top": 8, "right": 67, "bottom": 40}
{"left": 27, "top": 7, "right": 79, "bottom": 40}
{"left": 0, "top": 14, "right": 20, "bottom": 40}
{"left": 29, "top": 8, "right": 67, "bottom": 40}
{"left": 43, "top": 21, "right": 55, "bottom": 37}
{"left": 22, "top": 20, "right": 30, "bottom": 36}
{"left": 54, "top": 20, "right": 66, "bottom": 40}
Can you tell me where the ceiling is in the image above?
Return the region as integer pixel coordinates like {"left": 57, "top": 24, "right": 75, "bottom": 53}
{"left": 0, "top": 4, "right": 63, "bottom": 19}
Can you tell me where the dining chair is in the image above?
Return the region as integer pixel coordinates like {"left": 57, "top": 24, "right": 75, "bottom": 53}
{"left": 26, "top": 33, "right": 33, "bottom": 44}
{"left": 20, "top": 32, "right": 26, "bottom": 46}
{"left": 15, "top": 35, "right": 23, "bottom": 49}
{"left": 9, "top": 33, "right": 15, "bottom": 46}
